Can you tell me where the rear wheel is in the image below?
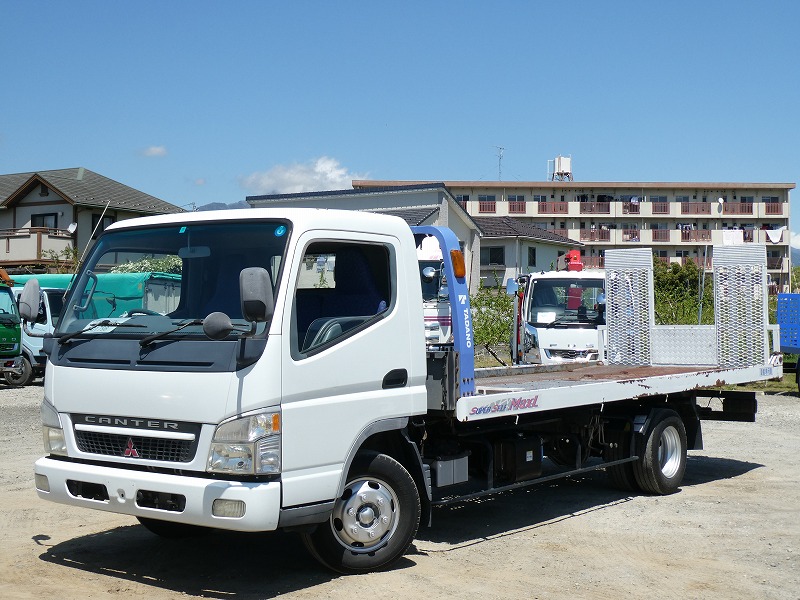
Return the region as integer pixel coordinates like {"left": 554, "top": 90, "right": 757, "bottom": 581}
{"left": 301, "top": 452, "right": 420, "bottom": 574}
{"left": 4, "top": 356, "right": 33, "bottom": 386}
{"left": 632, "top": 409, "right": 687, "bottom": 495}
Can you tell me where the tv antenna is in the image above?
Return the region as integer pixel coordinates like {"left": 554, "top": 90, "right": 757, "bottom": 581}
{"left": 494, "top": 146, "right": 505, "bottom": 180}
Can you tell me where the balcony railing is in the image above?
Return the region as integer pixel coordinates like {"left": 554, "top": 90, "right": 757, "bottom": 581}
{"left": 651, "top": 229, "right": 670, "bottom": 242}
{"left": 765, "top": 202, "right": 784, "bottom": 215}
{"left": 621, "top": 229, "right": 641, "bottom": 242}
{"left": 0, "top": 227, "right": 74, "bottom": 265}
{"left": 681, "top": 202, "right": 711, "bottom": 215}
{"left": 582, "top": 256, "right": 605, "bottom": 269}
{"left": 538, "top": 201, "right": 569, "bottom": 214}
{"left": 579, "top": 202, "right": 610, "bottom": 214}
{"left": 723, "top": 202, "right": 754, "bottom": 215}
{"left": 478, "top": 200, "right": 496, "bottom": 213}
{"left": 680, "top": 230, "right": 712, "bottom": 242}
{"left": 622, "top": 202, "right": 640, "bottom": 214}
{"left": 767, "top": 257, "right": 783, "bottom": 270}
{"left": 580, "top": 229, "right": 611, "bottom": 242}
{"left": 651, "top": 202, "right": 670, "bottom": 214}
{"left": 508, "top": 201, "right": 526, "bottom": 214}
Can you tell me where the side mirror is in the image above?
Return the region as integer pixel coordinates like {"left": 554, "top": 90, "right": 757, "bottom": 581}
{"left": 421, "top": 266, "right": 437, "bottom": 283}
{"left": 505, "top": 278, "right": 519, "bottom": 295}
{"left": 240, "top": 267, "right": 274, "bottom": 323}
{"left": 19, "top": 279, "right": 41, "bottom": 322}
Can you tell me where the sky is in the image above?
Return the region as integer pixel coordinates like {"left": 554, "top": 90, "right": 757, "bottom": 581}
{"left": 1, "top": 1, "right": 798, "bottom": 247}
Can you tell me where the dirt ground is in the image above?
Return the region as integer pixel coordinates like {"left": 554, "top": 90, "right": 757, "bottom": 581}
{"left": 1, "top": 382, "right": 798, "bottom": 600}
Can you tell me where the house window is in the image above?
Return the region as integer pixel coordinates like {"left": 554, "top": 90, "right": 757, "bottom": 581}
{"left": 31, "top": 213, "right": 57, "bottom": 229}
{"left": 532, "top": 195, "right": 547, "bottom": 203}
{"left": 527, "top": 247, "right": 536, "bottom": 268}
{"left": 455, "top": 194, "right": 469, "bottom": 210}
{"left": 480, "top": 246, "right": 505, "bottom": 266}
{"left": 478, "top": 195, "right": 496, "bottom": 213}
{"left": 675, "top": 195, "right": 689, "bottom": 203}
{"left": 740, "top": 196, "right": 754, "bottom": 203}
{"left": 762, "top": 196, "right": 779, "bottom": 203}
{"left": 508, "top": 194, "right": 525, "bottom": 214}
{"left": 92, "top": 214, "right": 116, "bottom": 239}
{"left": 39, "top": 184, "right": 50, "bottom": 197}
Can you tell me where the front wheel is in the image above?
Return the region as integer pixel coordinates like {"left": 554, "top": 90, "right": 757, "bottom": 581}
{"left": 633, "top": 409, "right": 687, "bottom": 495}
{"left": 301, "top": 452, "right": 420, "bottom": 574}
{"left": 4, "top": 356, "right": 33, "bottom": 386}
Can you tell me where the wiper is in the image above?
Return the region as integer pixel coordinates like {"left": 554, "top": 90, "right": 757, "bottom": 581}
{"left": 140, "top": 319, "right": 204, "bottom": 347}
{"left": 58, "top": 320, "right": 147, "bottom": 344}
{"left": 546, "top": 316, "right": 574, "bottom": 329}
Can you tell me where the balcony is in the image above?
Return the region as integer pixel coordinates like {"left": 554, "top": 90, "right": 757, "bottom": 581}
{"left": 622, "top": 202, "right": 640, "bottom": 215}
{"left": 537, "top": 201, "right": 568, "bottom": 214}
{"left": 723, "top": 202, "right": 754, "bottom": 215}
{"left": 621, "top": 229, "right": 641, "bottom": 242}
{"left": 767, "top": 257, "right": 784, "bottom": 270}
{"left": 651, "top": 229, "right": 671, "bottom": 242}
{"left": 508, "top": 201, "right": 526, "bottom": 214}
{"left": 764, "top": 202, "right": 784, "bottom": 215}
{"left": 579, "top": 202, "right": 610, "bottom": 214}
{"left": 583, "top": 256, "right": 604, "bottom": 269}
{"left": 0, "top": 227, "right": 74, "bottom": 266}
{"left": 651, "top": 202, "right": 670, "bottom": 214}
{"left": 580, "top": 229, "right": 611, "bottom": 242}
{"left": 680, "top": 230, "right": 712, "bottom": 243}
{"left": 478, "top": 200, "right": 496, "bottom": 213}
{"left": 681, "top": 202, "right": 711, "bottom": 215}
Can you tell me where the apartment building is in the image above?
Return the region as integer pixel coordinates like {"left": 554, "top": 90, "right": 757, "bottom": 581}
{"left": 354, "top": 180, "right": 794, "bottom": 292}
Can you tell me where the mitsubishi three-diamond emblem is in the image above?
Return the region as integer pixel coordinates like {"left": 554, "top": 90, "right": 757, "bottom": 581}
{"left": 123, "top": 438, "right": 140, "bottom": 458}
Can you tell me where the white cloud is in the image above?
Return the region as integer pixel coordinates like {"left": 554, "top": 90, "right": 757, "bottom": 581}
{"left": 240, "top": 156, "right": 367, "bottom": 195}
{"left": 142, "top": 145, "right": 167, "bottom": 157}
{"left": 791, "top": 231, "right": 800, "bottom": 250}
{"left": 194, "top": 178, "right": 206, "bottom": 186}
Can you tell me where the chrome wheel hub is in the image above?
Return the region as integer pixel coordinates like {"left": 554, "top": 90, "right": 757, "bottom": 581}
{"left": 331, "top": 477, "right": 399, "bottom": 552}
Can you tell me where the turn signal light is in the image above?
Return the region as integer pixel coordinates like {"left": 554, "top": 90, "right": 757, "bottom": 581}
{"left": 450, "top": 250, "right": 466, "bottom": 279}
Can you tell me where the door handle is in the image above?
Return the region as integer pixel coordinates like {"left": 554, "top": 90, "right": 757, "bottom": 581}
{"left": 382, "top": 369, "right": 407, "bottom": 389}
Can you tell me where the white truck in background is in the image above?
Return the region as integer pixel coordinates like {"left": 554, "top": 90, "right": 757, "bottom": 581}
{"left": 20, "top": 208, "right": 781, "bottom": 574}
{"left": 510, "top": 249, "right": 606, "bottom": 365}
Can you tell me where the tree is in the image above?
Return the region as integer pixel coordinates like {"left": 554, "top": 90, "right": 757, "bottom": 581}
{"left": 471, "top": 274, "right": 513, "bottom": 365}
{"left": 111, "top": 255, "right": 182, "bottom": 274}
{"left": 652, "top": 257, "right": 714, "bottom": 325}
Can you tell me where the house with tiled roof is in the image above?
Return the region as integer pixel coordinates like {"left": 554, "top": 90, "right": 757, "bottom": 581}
{"left": 247, "top": 183, "right": 485, "bottom": 292}
{"left": 472, "top": 216, "right": 582, "bottom": 287}
{"left": 0, "top": 167, "right": 183, "bottom": 271}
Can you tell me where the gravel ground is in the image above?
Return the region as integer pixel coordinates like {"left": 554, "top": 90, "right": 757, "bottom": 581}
{"left": 0, "top": 381, "right": 798, "bottom": 599}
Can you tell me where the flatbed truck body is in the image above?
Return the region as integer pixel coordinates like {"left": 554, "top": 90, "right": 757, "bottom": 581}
{"left": 22, "top": 208, "right": 780, "bottom": 574}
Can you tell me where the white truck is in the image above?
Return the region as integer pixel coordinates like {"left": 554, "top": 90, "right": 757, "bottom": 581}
{"left": 510, "top": 249, "right": 606, "bottom": 365}
{"left": 22, "top": 209, "right": 781, "bottom": 574}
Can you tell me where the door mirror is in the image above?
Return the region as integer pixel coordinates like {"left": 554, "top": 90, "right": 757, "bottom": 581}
{"left": 240, "top": 267, "right": 274, "bottom": 323}
{"left": 18, "top": 279, "right": 41, "bottom": 322}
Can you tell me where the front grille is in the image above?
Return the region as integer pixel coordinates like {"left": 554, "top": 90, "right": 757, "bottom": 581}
{"left": 75, "top": 431, "right": 196, "bottom": 462}
{"left": 549, "top": 349, "right": 592, "bottom": 360}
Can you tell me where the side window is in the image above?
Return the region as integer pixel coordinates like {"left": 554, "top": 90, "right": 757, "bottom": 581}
{"left": 293, "top": 241, "right": 392, "bottom": 355}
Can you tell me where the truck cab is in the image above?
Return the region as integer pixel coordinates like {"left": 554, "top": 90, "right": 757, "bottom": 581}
{"left": 0, "top": 284, "right": 22, "bottom": 379}
{"left": 514, "top": 268, "right": 606, "bottom": 365}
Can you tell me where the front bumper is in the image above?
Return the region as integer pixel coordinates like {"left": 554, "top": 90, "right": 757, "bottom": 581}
{"left": 0, "top": 355, "right": 23, "bottom": 375}
{"left": 34, "top": 456, "right": 282, "bottom": 532}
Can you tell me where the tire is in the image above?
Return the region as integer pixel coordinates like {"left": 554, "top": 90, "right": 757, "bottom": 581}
{"left": 301, "top": 452, "right": 421, "bottom": 574}
{"left": 136, "top": 517, "right": 205, "bottom": 538}
{"left": 604, "top": 428, "right": 639, "bottom": 492}
{"left": 4, "top": 356, "right": 33, "bottom": 386}
{"left": 632, "top": 409, "right": 687, "bottom": 495}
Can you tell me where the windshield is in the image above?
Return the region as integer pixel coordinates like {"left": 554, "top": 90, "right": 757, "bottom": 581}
{"left": 0, "top": 288, "right": 19, "bottom": 317}
{"left": 56, "top": 220, "right": 290, "bottom": 340}
{"left": 45, "top": 290, "right": 65, "bottom": 326}
{"left": 527, "top": 277, "right": 605, "bottom": 325}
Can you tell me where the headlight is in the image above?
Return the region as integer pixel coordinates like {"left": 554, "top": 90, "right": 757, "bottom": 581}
{"left": 207, "top": 410, "right": 281, "bottom": 475}
{"left": 41, "top": 399, "right": 66, "bottom": 456}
